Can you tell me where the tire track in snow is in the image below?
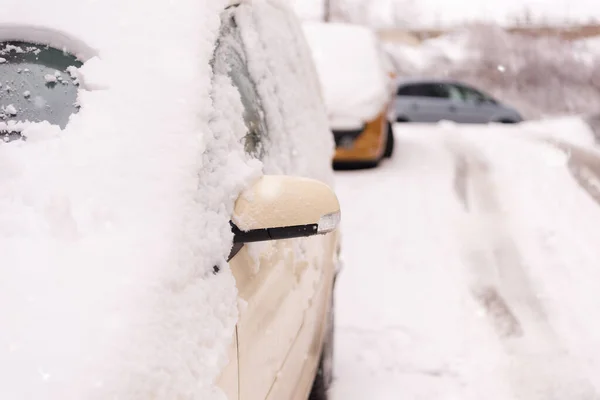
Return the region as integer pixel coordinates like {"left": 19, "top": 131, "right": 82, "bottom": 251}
{"left": 452, "top": 152, "right": 524, "bottom": 339}
{"left": 447, "top": 138, "right": 600, "bottom": 399}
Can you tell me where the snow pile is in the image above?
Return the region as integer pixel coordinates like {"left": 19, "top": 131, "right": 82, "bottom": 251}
{"left": 518, "top": 116, "right": 598, "bottom": 147}
{"left": 0, "top": 0, "right": 263, "bottom": 399}
{"left": 302, "top": 22, "right": 391, "bottom": 129}
{"left": 387, "top": 25, "right": 600, "bottom": 118}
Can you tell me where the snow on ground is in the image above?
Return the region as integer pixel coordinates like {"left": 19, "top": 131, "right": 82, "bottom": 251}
{"left": 332, "top": 118, "right": 600, "bottom": 399}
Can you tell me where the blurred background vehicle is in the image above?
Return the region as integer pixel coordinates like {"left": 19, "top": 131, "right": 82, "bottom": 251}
{"left": 302, "top": 21, "right": 396, "bottom": 168}
{"left": 394, "top": 78, "right": 524, "bottom": 124}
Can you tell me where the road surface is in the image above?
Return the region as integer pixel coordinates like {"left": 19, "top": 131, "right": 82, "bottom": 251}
{"left": 331, "top": 120, "right": 600, "bottom": 399}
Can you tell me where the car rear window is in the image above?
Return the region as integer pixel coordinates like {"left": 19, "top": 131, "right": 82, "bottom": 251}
{"left": 1, "top": 41, "right": 83, "bottom": 140}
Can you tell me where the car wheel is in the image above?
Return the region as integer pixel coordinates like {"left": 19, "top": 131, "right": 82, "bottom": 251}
{"left": 497, "top": 119, "right": 517, "bottom": 124}
{"left": 383, "top": 122, "right": 395, "bottom": 158}
{"left": 309, "top": 293, "right": 335, "bottom": 400}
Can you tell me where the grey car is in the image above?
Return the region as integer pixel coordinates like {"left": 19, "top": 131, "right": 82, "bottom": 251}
{"left": 394, "top": 78, "right": 523, "bottom": 124}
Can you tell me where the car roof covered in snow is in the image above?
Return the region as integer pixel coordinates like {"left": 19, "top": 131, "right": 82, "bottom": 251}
{"left": 302, "top": 21, "right": 392, "bottom": 126}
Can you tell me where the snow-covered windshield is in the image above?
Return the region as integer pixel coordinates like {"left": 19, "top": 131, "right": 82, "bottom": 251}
{"left": 0, "top": 41, "right": 82, "bottom": 137}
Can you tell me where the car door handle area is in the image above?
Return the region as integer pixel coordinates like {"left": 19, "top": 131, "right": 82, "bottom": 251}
{"left": 449, "top": 105, "right": 457, "bottom": 112}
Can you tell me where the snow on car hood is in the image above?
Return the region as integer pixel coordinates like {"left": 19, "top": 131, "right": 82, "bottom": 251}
{"left": 0, "top": 0, "right": 261, "bottom": 399}
{"left": 302, "top": 22, "right": 391, "bottom": 127}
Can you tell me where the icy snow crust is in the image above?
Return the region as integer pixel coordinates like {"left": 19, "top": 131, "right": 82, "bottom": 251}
{"left": 302, "top": 22, "right": 390, "bottom": 127}
{"left": 0, "top": 0, "right": 331, "bottom": 398}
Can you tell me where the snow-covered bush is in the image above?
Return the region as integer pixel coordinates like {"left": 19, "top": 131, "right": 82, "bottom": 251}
{"left": 388, "top": 24, "right": 600, "bottom": 118}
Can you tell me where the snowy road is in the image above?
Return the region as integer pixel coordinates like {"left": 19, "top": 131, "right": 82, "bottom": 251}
{"left": 331, "top": 120, "right": 600, "bottom": 399}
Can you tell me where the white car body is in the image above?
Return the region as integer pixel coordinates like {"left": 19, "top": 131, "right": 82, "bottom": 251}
{"left": 0, "top": 0, "right": 340, "bottom": 399}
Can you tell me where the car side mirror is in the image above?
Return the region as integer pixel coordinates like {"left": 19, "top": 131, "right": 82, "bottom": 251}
{"left": 230, "top": 175, "right": 341, "bottom": 244}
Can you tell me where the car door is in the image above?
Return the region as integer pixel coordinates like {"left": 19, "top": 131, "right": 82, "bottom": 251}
{"left": 440, "top": 83, "right": 485, "bottom": 124}
{"left": 453, "top": 84, "right": 498, "bottom": 123}
{"left": 212, "top": 5, "right": 337, "bottom": 400}
{"left": 234, "top": 4, "right": 338, "bottom": 399}
{"left": 397, "top": 83, "right": 458, "bottom": 122}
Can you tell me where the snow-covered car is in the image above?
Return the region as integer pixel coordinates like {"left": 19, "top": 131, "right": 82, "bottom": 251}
{"left": 0, "top": 1, "right": 341, "bottom": 400}
{"left": 302, "top": 22, "right": 396, "bottom": 167}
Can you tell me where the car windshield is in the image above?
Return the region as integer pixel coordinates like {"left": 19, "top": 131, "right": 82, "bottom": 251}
{"left": 0, "top": 41, "right": 83, "bottom": 140}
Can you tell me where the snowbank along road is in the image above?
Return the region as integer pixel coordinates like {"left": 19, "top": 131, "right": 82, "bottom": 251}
{"left": 332, "top": 118, "right": 600, "bottom": 399}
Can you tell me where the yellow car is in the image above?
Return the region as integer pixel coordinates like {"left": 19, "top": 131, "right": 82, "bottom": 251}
{"left": 1, "top": 1, "right": 341, "bottom": 399}
{"left": 303, "top": 22, "right": 397, "bottom": 167}
{"left": 332, "top": 106, "right": 395, "bottom": 166}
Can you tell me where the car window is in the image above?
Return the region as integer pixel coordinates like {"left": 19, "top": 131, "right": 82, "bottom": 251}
{"left": 212, "top": 11, "right": 268, "bottom": 160}
{"left": 397, "top": 84, "right": 415, "bottom": 96}
{"left": 0, "top": 41, "right": 83, "bottom": 141}
{"left": 446, "top": 85, "right": 464, "bottom": 101}
{"left": 455, "top": 85, "right": 490, "bottom": 103}
{"left": 398, "top": 83, "right": 451, "bottom": 99}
